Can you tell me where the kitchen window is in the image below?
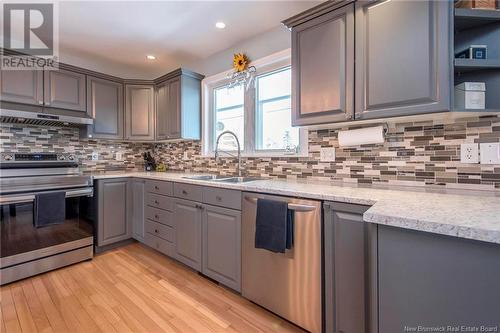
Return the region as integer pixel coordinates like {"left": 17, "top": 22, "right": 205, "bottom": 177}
{"left": 202, "top": 49, "right": 307, "bottom": 157}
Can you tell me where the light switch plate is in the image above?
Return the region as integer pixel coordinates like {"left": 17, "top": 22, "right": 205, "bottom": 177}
{"left": 91, "top": 152, "right": 99, "bottom": 161}
{"left": 320, "top": 147, "right": 336, "bottom": 162}
{"left": 460, "top": 143, "right": 479, "bottom": 164}
{"left": 480, "top": 143, "right": 500, "bottom": 164}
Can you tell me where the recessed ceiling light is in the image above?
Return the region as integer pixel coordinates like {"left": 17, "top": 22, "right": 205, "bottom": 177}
{"left": 215, "top": 22, "right": 226, "bottom": 29}
{"left": 146, "top": 55, "right": 156, "bottom": 60}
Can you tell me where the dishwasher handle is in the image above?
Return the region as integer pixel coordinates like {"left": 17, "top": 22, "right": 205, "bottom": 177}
{"left": 244, "top": 196, "right": 316, "bottom": 212}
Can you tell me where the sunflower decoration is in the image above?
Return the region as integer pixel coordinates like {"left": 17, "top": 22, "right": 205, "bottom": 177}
{"left": 233, "top": 53, "right": 249, "bottom": 72}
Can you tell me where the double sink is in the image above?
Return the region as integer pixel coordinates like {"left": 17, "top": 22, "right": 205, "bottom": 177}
{"left": 182, "top": 175, "right": 263, "bottom": 183}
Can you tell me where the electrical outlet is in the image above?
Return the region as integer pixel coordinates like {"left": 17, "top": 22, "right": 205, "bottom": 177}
{"left": 116, "top": 152, "right": 123, "bottom": 161}
{"left": 320, "top": 147, "right": 336, "bottom": 162}
{"left": 91, "top": 152, "right": 99, "bottom": 161}
{"left": 480, "top": 143, "right": 500, "bottom": 165}
{"left": 460, "top": 143, "right": 479, "bottom": 164}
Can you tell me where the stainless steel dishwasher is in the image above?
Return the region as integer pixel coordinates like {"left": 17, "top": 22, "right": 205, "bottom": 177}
{"left": 241, "top": 192, "right": 322, "bottom": 333}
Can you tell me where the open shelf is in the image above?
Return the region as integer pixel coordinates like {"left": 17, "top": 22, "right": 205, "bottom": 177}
{"left": 455, "top": 8, "right": 500, "bottom": 31}
{"left": 454, "top": 58, "right": 500, "bottom": 72}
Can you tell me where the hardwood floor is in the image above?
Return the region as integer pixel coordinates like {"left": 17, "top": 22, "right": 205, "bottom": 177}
{"left": 0, "top": 243, "right": 305, "bottom": 333}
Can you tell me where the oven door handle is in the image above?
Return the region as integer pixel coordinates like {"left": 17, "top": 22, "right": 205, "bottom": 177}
{"left": 0, "top": 188, "right": 93, "bottom": 205}
{"left": 244, "top": 196, "right": 316, "bottom": 212}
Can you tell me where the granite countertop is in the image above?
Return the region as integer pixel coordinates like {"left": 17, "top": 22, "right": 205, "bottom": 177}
{"left": 90, "top": 171, "right": 500, "bottom": 245}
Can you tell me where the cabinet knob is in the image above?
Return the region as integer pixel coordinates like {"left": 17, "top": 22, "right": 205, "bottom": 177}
{"left": 154, "top": 200, "right": 159, "bottom": 205}
{"left": 216, "top": 196, "right": 222, "bottom": 201}
{"left": 154, "top": 185, "right": 159, "bottom": 190}
{"left": 154, "top": 229, "right": 158, "bottom": 233}
{"left": 155, "top": 214, "right": 159, "bottom": 219}
{"left": 182, "top": 190, "right": 188, "bottom": 195}
{"left": 345, "top": 114, "right": 353, "bottom": 120}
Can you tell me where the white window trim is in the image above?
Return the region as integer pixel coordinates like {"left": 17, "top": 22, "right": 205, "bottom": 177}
{"left": 201, "top": 48, "right": 308, "bottom": 158}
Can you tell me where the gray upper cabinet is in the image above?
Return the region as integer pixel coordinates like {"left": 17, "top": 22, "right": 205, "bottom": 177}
{"left": 0, "top": 69, "right": 44, "bottom": 106}
{"left": 202, "top": 205, "right": 241, "bottom": 292}
{"left": 97, "top": 178, "right": 132, "bottom": 247}
{"left": 291, "top": 3, "right": 354, "bottom": 125}
{"left": 155, "top": 69, "right": 203, "bottom": 141}
{"left": 86, "top": 76, "right": 124, "bottom": 139}
{"left": 355, "top": 0, "right": 450, "bottom": 119}
{"left": 125, "top": 84, "right": 155, "bottom": 141}
{"left": 131, "top": 178, "right": 146, "bottom": 243}
{"left": 173, "top": 198, "right": 202, "bottom": 271}
{"left": 44, "top": 68, "right": 87, "bottom": 112}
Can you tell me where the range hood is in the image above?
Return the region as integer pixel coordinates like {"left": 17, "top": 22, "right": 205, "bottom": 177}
{"left": 0, "top": 107, "right": 93, "bottom": 127}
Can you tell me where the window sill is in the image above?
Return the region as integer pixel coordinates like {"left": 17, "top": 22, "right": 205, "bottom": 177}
{"left": 201, "top": 150, "right": 309, "bottom": 159}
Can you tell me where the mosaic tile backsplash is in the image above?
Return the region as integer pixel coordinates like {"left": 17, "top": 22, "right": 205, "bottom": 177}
{"left": 0, "top": 123, "right": 149, "bottom": 171}
{"left": 1, "top": 115, "right": 500, "bottom": 191}
{"left": 152, "top": 115, "right": 500, "bottom": 191}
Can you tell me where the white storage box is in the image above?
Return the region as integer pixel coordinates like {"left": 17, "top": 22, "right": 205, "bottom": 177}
{"left": 454, "top": 82, "right": 486, "bottom": 110}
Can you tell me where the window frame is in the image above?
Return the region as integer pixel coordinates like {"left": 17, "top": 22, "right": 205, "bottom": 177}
{"left": 201, "top": 49, "right": 308, "bottom": 158}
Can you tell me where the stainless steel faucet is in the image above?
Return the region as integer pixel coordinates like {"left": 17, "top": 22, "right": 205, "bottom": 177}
{"left": 214, "top": 130, "right": 242, "bottom": 177}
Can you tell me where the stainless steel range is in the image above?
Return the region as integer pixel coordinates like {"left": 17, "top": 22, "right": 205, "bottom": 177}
{"left": 0, "top": 153, "right": 94, "bottom": 285}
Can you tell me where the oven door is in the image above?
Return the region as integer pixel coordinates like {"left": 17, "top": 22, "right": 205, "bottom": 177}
{"left": 0, "top": 187, "right": 94, "bottom": 266}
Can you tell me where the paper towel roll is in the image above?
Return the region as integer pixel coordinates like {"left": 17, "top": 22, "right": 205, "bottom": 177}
{"left": 338, "top": 126, "right": 385, "bottom": 147}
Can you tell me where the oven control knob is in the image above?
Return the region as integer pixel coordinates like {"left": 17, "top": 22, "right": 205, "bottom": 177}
{"left": 4, "top": 154, "right": 13, "bottom": 161}
{"left": 68, "top": 155, "right": 75, "bottom": 161}
{"left": 58, "top": 155, "right": 66, "bottom": 160}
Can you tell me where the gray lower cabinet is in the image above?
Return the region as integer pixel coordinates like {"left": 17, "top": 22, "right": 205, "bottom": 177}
{"left": 125, "top": 84, "right": 155, "bottom": 140}
{"left": 0, "top": 69, "right": 44, "bottom": 106}
{"left": 202, "top": 204, "right": 241, "bottom": 292}
{"left": 155, "top": 70, "right": 203, "bottom": 141}
{"left": 97, "top": 178, "right": 132, "bottom": 246}
{"left": 291, "top": 3, "right": 354, "bottom": 125}
{"left": 85, "top": 76, "right": 124, "bottom": 139}
{"left": 131, "top": 178, "right": 145, "bottom": 242}
{"left": 323, "top": 202, "right": 374, "bottom": 333}
{"left": 44, "top": 68, "right": 87, "bottom": 112}
{"left": 173, "top": 198, "right": 202, "bottom": 271}
{"left": 377, "top": 225, "right": 500, "bottom": 332}
{"left": 354, "top": 0, "right": 450, "bottom": 119}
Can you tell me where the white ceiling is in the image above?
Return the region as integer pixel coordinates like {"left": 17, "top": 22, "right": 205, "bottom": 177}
{"left": 58, "top": 1, "right": 319, "bottom": 79}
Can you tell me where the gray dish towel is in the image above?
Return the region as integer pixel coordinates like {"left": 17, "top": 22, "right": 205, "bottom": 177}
{"left": 255, "top": 198, "right": 294, "bottom": 253}
{"left": 34, "top": 191, "right": 66, "bottom": 228}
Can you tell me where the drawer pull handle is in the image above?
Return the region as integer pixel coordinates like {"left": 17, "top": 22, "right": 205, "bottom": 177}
{"left": 154, "top": 200, "right": 159, "bottom": 205}
{"left": 154, "top": 229, "right": 158, "bottom": 233}
{"left": 155, "top": 214, "right": 159, "bottom": 219}
{"left": 182, "top": 190, "right": 188, "bottom": 195}
{"left": 155, "top": 185, "right": 159, "bottom": 190}
{"left": 216, "top": 196, "right": 222, "bottom": 201}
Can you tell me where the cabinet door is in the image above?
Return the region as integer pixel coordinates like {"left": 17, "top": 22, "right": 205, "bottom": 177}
{"left": 131, "top": 179, "right": 145, "bottom": 242}
{"left": 44, "top": 69, "right": 86, "bottom": 111}
{"left": 87, "top": 76, "right": 124, "bottom": 139}
{"left": 355, "top": 0, "right": 450, "bottom": 119}
{"left": 0, "top": 69, "right": 44, "bottom": 106}
{"left": 202, "top": 205, "right": 241, "bottom": 292}
{"left": 173, "top": 198, "right": 202, "bottom": 271}
{"left": 156, "top": 82, "right": 169, "bottom": 140}
{"left": 167, "top": 78, "right": 181, "bottom": 139}
{"left": 97, "top": 179, "right": 131, "bottom": 246}
{"left": 291, "top": 3, "right": 354, "bottom": 126}
{"left": 378, "top": 226, "right": 500, "bottom": 332}
{"left": 324, "top": 202, "right": 373, "bottom": 333}
{"left": 125, "top": 85, "right": 155, "bottom": 140}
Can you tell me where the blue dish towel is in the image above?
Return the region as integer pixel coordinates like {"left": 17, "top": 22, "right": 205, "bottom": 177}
{"left": 255, "top": 198, "right": 294, "bottom": 253}
{"left": 34, "top": 191, "right": 66, "bottom": 228}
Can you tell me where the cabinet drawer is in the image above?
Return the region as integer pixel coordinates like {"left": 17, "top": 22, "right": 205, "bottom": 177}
{"left": 203, "top": 187, "right": 241, "bottom": 210}
{"left": 146, "top": 193, "right": 173, "bottom": 211}
{"left": 144, "top": 233, "right": 174, "bottom": 257}
{"left": 173, "top": 183, "right": 203, "bottom": 202}
{"left": 145, "top": 206, "right": 173, "bottom": 227}
{"left": 146, "top": 180, "right": 173, "bottom": 196}
{"left": 145, "top": 220, "right": 174, "bottom": 243}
